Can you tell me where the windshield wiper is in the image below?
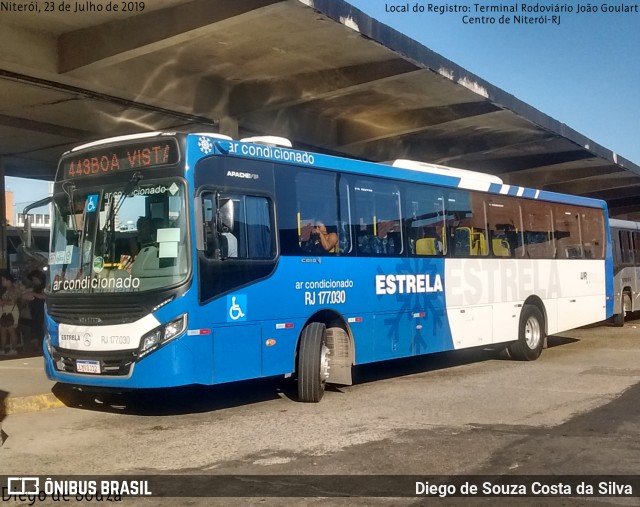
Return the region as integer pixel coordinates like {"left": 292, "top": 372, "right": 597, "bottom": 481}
{"left": 101, "top": 172, "right": 144, "bottom": 253}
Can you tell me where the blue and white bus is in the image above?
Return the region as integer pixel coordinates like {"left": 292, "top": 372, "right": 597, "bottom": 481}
{"left": 39, "top": 132, "right": 614, "bottom": 402}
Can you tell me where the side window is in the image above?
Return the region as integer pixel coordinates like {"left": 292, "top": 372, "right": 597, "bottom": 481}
{"left": 445, "top": 190, "right": 487, "bottom": 257}
{"left": 294, "top": 172, "right": 351, "bottom": 255}
{"left": 611, "top": 229, "right": 621, "bottom": 265}
{"left": 354, "top": 179, "right": 402, "bottom": 256}
{"left": 522, "top": 200, "right": 555, "bottom": 259}
{"left": 579, "top": 208, "right": 605, "bottom": 259}
{"left": 486, "top": 196, "right": 524, "bottom": 258}
{"left": 634, "top": 232, "right": 640, "bottom": 265}
{"left": 553, "top": 205, "right": 582, "bottom": 258}
{"left": 404, "top": 186, "right": 445, "bottom": 256}
{"left": 620, "top": 230, "right": 634, "bottom": 264}
{"left": 201, "top": 191, "right": 275, "bottom": 260}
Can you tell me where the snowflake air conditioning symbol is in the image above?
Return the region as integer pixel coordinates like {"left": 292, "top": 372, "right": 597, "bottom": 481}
{"left": 198, "top": 136, "right": 214, "bottom": 154}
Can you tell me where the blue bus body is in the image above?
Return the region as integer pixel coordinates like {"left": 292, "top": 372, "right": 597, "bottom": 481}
{"left": 43, "top": 133, "right": 614, "bottom": 397}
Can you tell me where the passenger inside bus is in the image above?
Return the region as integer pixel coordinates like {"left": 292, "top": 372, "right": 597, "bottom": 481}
{"left": 300, "top": 220, "right": 338, "bottom": 253}
{"left": 130, "top": 216, "right": 157, "bottom": 257}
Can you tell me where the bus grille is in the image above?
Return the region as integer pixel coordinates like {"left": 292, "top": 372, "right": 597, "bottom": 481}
{"left": 53, "top": 349, "right": 136, "bottom": 376}
{"left": 48, "top": 301, "right": 146, "bottom": 325}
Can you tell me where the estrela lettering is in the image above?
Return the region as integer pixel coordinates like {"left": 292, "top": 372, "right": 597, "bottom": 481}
{"left": 60, "top": 334, "right": 81, "bottom": 341}
{"left": 375, "top": 273, "right": 443, "bottom": 295}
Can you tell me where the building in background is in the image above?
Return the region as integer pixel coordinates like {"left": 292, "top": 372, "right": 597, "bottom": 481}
{"left": 4, "top": 191, "right": 14, "bottom": 226}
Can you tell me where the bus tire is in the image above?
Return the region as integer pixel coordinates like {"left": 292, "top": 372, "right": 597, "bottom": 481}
{"left": 614, "top": 292, "right": 632, "bottom": 327}
{"left": 508, "top": 304, "right": 545, "bottom": 361}
{"left": 297, "top": 322, "right": 329, "bottom": 403}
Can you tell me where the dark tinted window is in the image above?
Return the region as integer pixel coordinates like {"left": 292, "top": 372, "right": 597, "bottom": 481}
{"left": 404, "top": 186, "right": 445, "bottom": 256}
{"left": 353, "top": 179, "right": 402, "bottom": 256}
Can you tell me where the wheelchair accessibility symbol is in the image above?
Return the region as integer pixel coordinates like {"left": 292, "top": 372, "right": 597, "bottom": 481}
{"left": 227, "top": 295, "right": 247, "bottom": 322}
{"left": 85, "top": 194, "right": 99, "bottom": 213}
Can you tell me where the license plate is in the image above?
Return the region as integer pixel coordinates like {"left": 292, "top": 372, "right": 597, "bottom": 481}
{"left": 76, "top": 360, "right": 101, "bottom": 374}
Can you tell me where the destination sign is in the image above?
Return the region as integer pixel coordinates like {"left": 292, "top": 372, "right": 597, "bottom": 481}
{"left": 62, "top": 139, "right": 179, "bottom": 179}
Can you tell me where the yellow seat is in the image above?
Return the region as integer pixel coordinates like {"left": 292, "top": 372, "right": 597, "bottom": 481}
{"left": 492, "top": 238, "right": 511, "bottom": 257}
{"left": 416, "top": 238, "right": 437, "bottom": 255}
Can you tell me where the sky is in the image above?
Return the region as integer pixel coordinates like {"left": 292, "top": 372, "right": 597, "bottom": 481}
{"left": 7, "top": 0, "right": 639, "bottom": 217}
{"left": 346, "top": 0, "right": 640, "bottom": 164}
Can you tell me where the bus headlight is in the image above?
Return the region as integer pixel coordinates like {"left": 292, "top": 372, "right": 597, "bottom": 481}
{"left": 140, "top": 329, "right": 162, "bottom": 356}
{"left": 139, "top": 314, "right": 188, "bottom": 358}
{"left": 164, "top": 314, "right": 188, "bottom": 343}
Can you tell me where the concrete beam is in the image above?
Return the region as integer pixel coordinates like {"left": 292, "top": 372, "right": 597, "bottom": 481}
{"left": 544, "top": 173, "right": 640, "bottom": 195}
{"left": 240, "top": 106, "right": 339, "bottom": 148}
{"left": 0, "top": 113, "right": 92, "bottom": 140}
{"left": 0, "top": 24, "right": 58, "bottom": 74}
{"left": 392, "top": 129, "right": 551, "bottom": 168}
{"left": 229, "top": 60, "right": 420, "bottom": 117}
{"left": 337, "top": 101, "right": 501, "bottom": 147}
{"left": 501, "top": 162, "right": 620, "bottom": 187}
{"left": 59, "top": 0, "right": 284, "bottom": 74}
{"left": 2, "top": 157, "right": 57, "bottom": 180}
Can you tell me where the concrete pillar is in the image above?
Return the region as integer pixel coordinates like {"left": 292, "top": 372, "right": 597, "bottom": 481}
{"left": 219, "top": 116, "right": 239, "bottom": 140}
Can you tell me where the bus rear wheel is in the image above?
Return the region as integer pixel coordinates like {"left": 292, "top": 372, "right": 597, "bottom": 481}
{"left": 508, "top": 304, "right": 545, "bottom": 361}
{"left": 297, "top": 322, "right": 330, "bottom": 403}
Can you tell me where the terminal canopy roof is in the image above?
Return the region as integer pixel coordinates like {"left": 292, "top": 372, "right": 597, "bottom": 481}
{"left": 1, "top": 0, "right": 639, "bottom": 218}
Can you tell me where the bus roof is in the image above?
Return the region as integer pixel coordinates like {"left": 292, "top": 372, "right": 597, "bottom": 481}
{"left": 609, "top": 218, "right": 640, "bottom": 230}
{"left": 193, "top": 133, "right": 609, "bottom": 211}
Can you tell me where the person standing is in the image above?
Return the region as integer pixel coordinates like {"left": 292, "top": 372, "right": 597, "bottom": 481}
{"left": 0, "top": 273, "right": 23, "bottom": 356}
{"left": 21, "top": 270, "right": 46, "bottom": 352}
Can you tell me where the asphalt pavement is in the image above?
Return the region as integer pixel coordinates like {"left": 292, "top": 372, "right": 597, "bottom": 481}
{"left": 0, "top": 350, "right": 63, "bottom": 417}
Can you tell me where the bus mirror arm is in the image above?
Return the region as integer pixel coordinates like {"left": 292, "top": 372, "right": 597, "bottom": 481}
{"left": 22, "top": 196, "right": 52, "bottom": 249}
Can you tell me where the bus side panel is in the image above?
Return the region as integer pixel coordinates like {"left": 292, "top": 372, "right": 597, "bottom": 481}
{"left": 200, "top": 256, "right": 454, "bottom": 372}
{"left": 212, "top": 325, "right": 262, "bottom": 384}
{"left": 554, "top": 259, "right": 608, "bottom": 332}
{"left": 444, "top": 258, "right": 607, "bottom": 346}
{"left": 373, "top": 312, "right": 414, "bottom": 360}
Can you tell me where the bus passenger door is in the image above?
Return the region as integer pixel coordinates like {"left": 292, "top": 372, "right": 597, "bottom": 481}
{"left": 212, "top": 325, "right": 262, "bottom": 383}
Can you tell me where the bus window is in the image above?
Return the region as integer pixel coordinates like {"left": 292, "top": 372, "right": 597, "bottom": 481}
{"left": 445, "top": 190, "right": 487, "bottom": 257}
{"left": 486, "top": 196, "right": 524, "bottom": 258}
{"left": 620, "top": 230, "right": 634, "bottom": 264}
{"left": 404, "top": 186, "right": 445, "bottom": 256}
{"left": 634, "top": 232, "right": 640, "bottom": 262}
{"left": 553, "top": 206, "right": 582, "bottom": 258}
{"left": 201, "top": 192, "right": 275, "bottom": 260}
{"left": 521, "top": 200, "right": 554, "bottom": 259}
{"left": 579, "top": 208, "right": 605, "bottom": 259}
{"left": 294, "top": 171, "right": 351, "bottom": 255}
{"left": 354, "top": 179, "right": 402, "bottom": 256}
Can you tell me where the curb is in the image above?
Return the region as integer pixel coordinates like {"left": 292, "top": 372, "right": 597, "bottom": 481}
{"left": 1, "top": 393, "right": 65, "bottom": 416}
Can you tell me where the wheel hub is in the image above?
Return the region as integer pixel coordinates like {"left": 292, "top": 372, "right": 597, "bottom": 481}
{"left": 525, "top": 317, "right": 541, "bottom": 349}
{"left": 320, "top": 344, "right": 330, "bottom": 382}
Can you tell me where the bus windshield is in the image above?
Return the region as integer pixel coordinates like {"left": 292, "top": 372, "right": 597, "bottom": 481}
{"left": 48, "top": 177, "right": 189, "bottom": 294}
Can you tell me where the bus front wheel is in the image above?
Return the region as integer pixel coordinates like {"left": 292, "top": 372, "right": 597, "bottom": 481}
{"left": 508, "top": 304, "right": 545, "bottom": 361}
{"left": 613, "top": 292, "right": 631, "bottom": 327}
{"left": 297, "top": 322, "right": 330, "bottom": 403}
